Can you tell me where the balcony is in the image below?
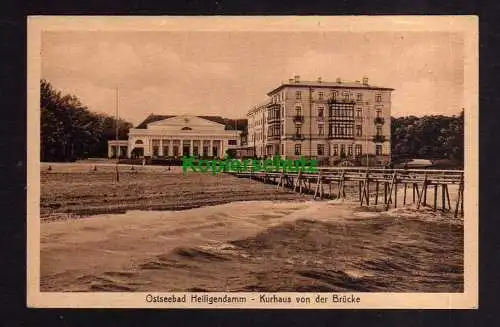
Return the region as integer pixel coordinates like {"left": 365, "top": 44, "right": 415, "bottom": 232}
{"left": 374, "top": 117, "right": 385, "bottom": 125}
{"left": 267, "top": 135, "right": 281, "bottom": 141}
{"left": 372, "top": 134, "right": 387, "bottom": 143}
{"left": 293, "top": 115, "right": 304, "bottom": 123}
{"left": 291, "top": 134, "right": 305, "bottom": 140}
{"left": 327, "top": 134, "right": 354, "bottom": 140}
{"left": 267, "top": 116, "right": 281, "bottom": 124}
{"left": 328, "top": 98, "right": 356, "bottom": 105}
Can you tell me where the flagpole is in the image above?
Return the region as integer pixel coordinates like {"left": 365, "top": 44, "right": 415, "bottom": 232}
{"left": 115, "top": 87, "right": 120, "bottom": 182}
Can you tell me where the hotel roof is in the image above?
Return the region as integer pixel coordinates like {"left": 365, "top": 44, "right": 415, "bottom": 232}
{"left": 266, "top": 80, "right": 394, "bottom": 95}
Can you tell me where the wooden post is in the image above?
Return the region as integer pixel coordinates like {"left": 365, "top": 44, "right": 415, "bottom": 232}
{"left": 403, "top": 183, "right": 407, "bottom": 205}
{"left": 293, "top": 172, "right": 299, "bottom": 192}
{"left": 417, "top": 172, "right": 428, "bottom": 209}
{"left": 314, "top": 170, "right": 322, "bottom": 199}
{"left": 337, "top": 171, "right": 345, "bottom": 199}
{"left": 455, "top": 173, "right": 464, "bottom": 217}
{"left": 384, "top": 182, "right": 388, "bottom": 204}
{"left": 441, "top": 184, "right": 446, "bottom": 211}
{"left": 385, "top": 172, "right": 397, "bottom": 210}
{"left": 423, "top": 176, "right": 428, "bottom": 206}
{"left": 394, "top": 180, "right": 398, "bottom": 208}
{"left": 433, "top": 184, "right": 438, "bottom": 211}
{"left": 445, "top": 184, "right": 452, "bottom": 211}
{"left": 412, "top": 183, "right": 415, "bottom": 203}
{"left": 366, "top": 171, "right": 370, "bottom": 206}
{"left": 319, "top": 173, "right": 324, "bottom": 199}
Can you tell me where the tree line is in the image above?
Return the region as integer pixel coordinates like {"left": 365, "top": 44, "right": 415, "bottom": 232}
{"left": 391, "top": 111, "right": 464, "bottom": 164}
{"left": 41, "top": 79, "right": 132, "bottom": 162}
{"left": 41, "top": 79, "right": 464, "bottom": 163}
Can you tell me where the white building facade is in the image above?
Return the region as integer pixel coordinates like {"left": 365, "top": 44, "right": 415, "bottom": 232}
{"left": 108, "top": 115, "right": 242, "bottom": 159}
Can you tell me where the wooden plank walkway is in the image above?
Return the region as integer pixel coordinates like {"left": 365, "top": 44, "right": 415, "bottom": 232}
{"left": 229, "top": 167, "right": 464, "bottom": 217}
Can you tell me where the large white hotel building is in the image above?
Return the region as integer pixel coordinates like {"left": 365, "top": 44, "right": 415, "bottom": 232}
{"left": 246, "top": 75, "right": 394, "bottom": 165}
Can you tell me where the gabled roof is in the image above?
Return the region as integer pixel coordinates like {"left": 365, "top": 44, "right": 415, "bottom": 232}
{"left": 135, "top": 114, "right": 247, "bottom": 131}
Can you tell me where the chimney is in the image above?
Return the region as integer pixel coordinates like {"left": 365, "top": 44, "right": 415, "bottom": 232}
{"left": 362, "top": 77, "right": 369, "bottom": 85}
{"left": 294, "top": 75, "right": 300, "bottom": 83}
{"left": 288, "top": 78, "right": 294, "bottom": 83}
{"left": 336, "top": 77, "right": 341, "bottom": 84}
{"left": 317, "top": 77, "right": 322, "bottom": 83}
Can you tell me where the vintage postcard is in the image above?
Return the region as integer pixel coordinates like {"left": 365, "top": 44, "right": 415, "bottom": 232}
{"left": 27, "top": 16, "right": 478, "bottom": 309}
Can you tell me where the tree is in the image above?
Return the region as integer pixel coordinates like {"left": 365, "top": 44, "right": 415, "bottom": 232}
{"left": 40, "top": 79, "right": 133, "bottom": 161}
{"left": 391, "top": 111, "right": 464, "bottom": 164}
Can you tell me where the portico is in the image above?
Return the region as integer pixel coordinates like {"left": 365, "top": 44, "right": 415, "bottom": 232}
{"left": 107, "top": 140, "right": 128, "bottom": 158}
{"left": 112, "top": 114, "right": 242, "bottom": 159}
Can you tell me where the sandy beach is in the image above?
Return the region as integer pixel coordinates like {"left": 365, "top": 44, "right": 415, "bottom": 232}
{"left": 39, "top": 163, "right": 464, "bottom": 293}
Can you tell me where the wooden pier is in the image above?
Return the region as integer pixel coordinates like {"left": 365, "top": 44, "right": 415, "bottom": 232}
{"left": 230, "top": 167, "right": 464, "bottom": 217}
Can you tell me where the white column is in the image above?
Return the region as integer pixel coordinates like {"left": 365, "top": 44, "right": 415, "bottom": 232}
{"left": 127, "top": 141, "right": 132, "bottom": 158}
{"left": 189, "top": 140, "right": 193, "bottom": 156}
{"left": 168, "top": 140, "right": 173, "bottom": 156}
{"left": 159, "top": 139, "right": 164, "bottom": 156}
{"left": 209, "top": 140, "right": 213, "bottom": 157}
{"left": 108, "top": 143, "right": 112, "bottom": 158}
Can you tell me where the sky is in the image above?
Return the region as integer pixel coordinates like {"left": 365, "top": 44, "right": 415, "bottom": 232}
{"left": 41, "top": 30, "right": 464, "bottom": 126}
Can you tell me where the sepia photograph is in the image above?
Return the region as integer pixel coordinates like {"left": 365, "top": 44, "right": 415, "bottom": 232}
{"left": 27, "top": 16, "right": 478, "bottom": 308}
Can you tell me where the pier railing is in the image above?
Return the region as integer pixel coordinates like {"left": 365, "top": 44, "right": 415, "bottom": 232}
{"left": 229, "top": 167, "right": 464, "bottom": 217}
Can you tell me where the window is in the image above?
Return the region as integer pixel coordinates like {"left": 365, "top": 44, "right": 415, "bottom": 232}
{"left": 282, "top": 107, "right": 284, "bottom": 117}
{"left": 347, "top": 145, "right": 353, "bottom": 156}
{"left": 376, "top": 126, "right": 382, "bottom": 135}
{"left": 355, "top": 144, "right": 362, "bottom": 156}
{"left": 152, "top": 146, "right": 159, "bottom": 157}
{"left": 376, "top": 94, "right": 382, "bottom": 102}
{"left": 318, "top": 91, "right": 324, "bottom": 100}
{"left": 355, "top": 125, "right": 362, "bottom": 136}
{"left": 333, "top": 144, "right": 338, "bottom": 156}
{"left": 228, "top": 139, "right": 237, "bottom": 145}
{"left": 340, "top": 144, "right": 346, "bottom": 156}
{"left": 135, "top": 140, "right": 144, "bottom": 145}
{"left": 376, "top": 107, "right": 382, "bottom": 117}
{"left": 173, "top": 146, "right": 179, "bottom": 157}
{"left": 296, "top": 91, "right": 302, "bottom": 99}
{"left": 294, "top": 144, "right": 301, "bottom": 155}
{"left": 318, "top": 126, "right": 324, "bottom": 136}
{"left": 318, "top": 107, "right": 324, "bottom": 117}
{"left": 295, "top": 105, "right": 302, "bottom": 115}
{"left": 343, "top": 91, "right": 350, "bottom": 101}
{"left": 356, "top": 93, "right": 362, "bottom": 101}
{"left": 193, "top": 146, "right": 199, "bottom": 156}
{"left": 332, "top": 90, "right": 338, "bottom": 100}
{"left": 281, "top": 124, "right": 284, "bottom": 136}
{"left": 376, "top": 144, "right": 383, "bottom": 155}
{"left": 281, "top": 144, "right": 284, "bottom": 155}
{"left": 317, "top": 144, "right": 325, "bottom": 156}
{"left": 356, "top": 108, "right": 362, "bottom": 118}
{"left": 163, "top": 146, "right": 169, "bottom": 156}
{"left": 295, "top": 127, "right": 302, "bottom": 135}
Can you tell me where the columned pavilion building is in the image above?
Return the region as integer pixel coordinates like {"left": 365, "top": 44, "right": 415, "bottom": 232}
{"left": 108, "top": 114, "right": 245, "bottom": 159}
